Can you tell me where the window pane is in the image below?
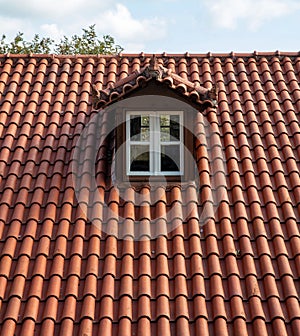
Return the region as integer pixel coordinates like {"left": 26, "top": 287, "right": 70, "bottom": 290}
{"left": 130, "top": 145, "right": 150, "bottom": 171}
{"left": 130, "top": 115, "right": 149, "bottom": 141}
{"left": 160, "top": 127, "right": 170, "bottom": 142}
{"left": 141, "top": 115, "right": 150, "bottom": 126}
{"left": 170, "top": 115, "right": 180, "bottom": 140}
{"left": 160, "top": 115, "right": 170, "bottom": 127}
{"left": 160, "top": 115, "right": 180, "bottom": 142}
{"left": 161, "top": 145, "right": 180, "bottom": 171}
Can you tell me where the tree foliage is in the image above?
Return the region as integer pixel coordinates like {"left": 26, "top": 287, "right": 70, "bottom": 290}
{"left": 0, "top": 32, "right": 54, "bottom": 54}
{"left": 0, "top": 25, "right": 123, "bottom": 55}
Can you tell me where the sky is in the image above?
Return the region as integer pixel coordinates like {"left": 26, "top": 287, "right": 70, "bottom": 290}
{"left": 0, "top": 0, "right": 299, "bottom": 53}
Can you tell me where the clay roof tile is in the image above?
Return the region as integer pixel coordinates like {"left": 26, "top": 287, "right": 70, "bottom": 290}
{"left": 0, "top": 53, "right": 299, "bottom": 335}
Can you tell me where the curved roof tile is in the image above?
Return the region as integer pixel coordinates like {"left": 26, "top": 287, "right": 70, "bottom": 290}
{"left": 0, "top": 52, "right": 299, "bottom": 336}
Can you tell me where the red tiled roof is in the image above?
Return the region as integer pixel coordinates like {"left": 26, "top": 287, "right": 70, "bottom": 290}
{"left": 0, "top": 52, "right": 300, "bottom": 336}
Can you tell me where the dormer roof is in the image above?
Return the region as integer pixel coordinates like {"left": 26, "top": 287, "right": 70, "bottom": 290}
{"left": 92, "top": 55, "right": 218, "bottom": 109}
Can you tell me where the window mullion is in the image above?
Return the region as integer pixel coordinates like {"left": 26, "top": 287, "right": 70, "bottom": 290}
{"left": 157, "top": 114, "right": 161, "bottom": 174}
{"left": 150, "top": 114, "right": 154, "bottom": 174}
{"left": 180, "top": 113, "right": 183, "bottom": 173}
{"left": 126, "top": 113, "right": 130, "bottom": 175}
{"left": 154, "top": 114, "right": 160, "bottom": 175}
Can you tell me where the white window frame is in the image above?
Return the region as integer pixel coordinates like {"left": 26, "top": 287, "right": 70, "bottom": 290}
{"left": 126, "top": 111, "right": 184, "bottom": 176}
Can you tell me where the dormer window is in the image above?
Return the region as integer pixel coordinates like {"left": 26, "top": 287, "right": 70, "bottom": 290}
{"left": 127, "top": 111, "right": 183, "bottom": 176}
{"left": 91, "top": 55, "right": 218, "bottom": 186}
{"left": 114, "top": 101, "right": 194, "bottom": 185}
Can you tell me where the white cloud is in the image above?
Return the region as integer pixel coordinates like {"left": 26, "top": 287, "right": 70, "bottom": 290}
{"left": 0, "top": 1, "right": 167, "bottom": 52}
{"left": 203, "top": 0, "right": 300, "bottom": 30}
{"left": 0, "top": 0, "right": 113, "bottom": 19}
{"left": 0, "top": 0, "right": 115, "bottom": 40}
{"left": 0, "top": 16, "right": 33, "bottom": 37}
{"left": 95, "top": 4, "right": 167, "bottom": 41}
{"left": 40, "top": 24, "right": 64, "bottom": 41}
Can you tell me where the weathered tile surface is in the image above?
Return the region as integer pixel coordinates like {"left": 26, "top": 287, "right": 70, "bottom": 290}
{"left": 0, "top": 53, "right": 300, "bottom": 336}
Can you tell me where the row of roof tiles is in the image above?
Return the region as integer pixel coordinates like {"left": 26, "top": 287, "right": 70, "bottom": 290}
{"left": 0, "top": 54, "right": 300, "bottom": 335}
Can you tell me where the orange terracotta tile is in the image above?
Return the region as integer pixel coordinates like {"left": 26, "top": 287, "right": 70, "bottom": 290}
{"left": 80, "top": 294, "right": 95, "bottom": 320}
{"left": 175, "top": 317, "right": 189, "bottom": 336}
{"left": 101, "top": 275, "right": 115, "bottom": 299}
{"left": 157, "top": 317, "right": 171, "bottom": 336}
{"left": 23, "top": 296, "right": 40, "bottom": 321}
{"left": 78, "top": 318, "right": 93, "bottom": 336}
{"left": 58, "top": 319, "right": 74, "bottom": 336}
{"left": 0, "top": 319, "right": 17, "bottom": 336}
